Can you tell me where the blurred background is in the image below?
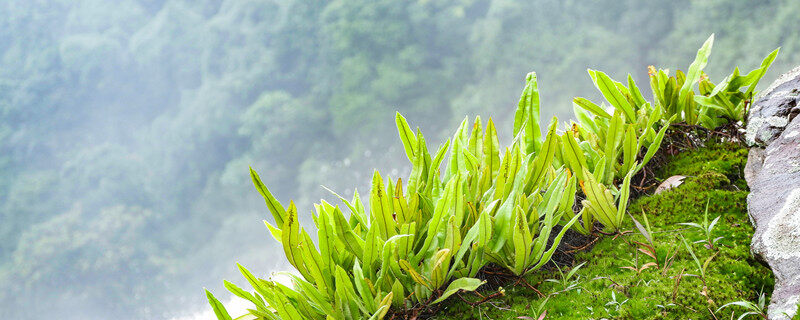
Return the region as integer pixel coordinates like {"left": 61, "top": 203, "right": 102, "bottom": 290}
{"left": 1, "top": 0, "right": 798, "bottom": 319}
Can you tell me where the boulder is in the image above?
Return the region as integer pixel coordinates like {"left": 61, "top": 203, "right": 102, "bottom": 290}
{"left": 745, "top": 67, "right": 800, "bottom": 319}
{"left": 746, "top": 66, "right": 800, "bottom": 147}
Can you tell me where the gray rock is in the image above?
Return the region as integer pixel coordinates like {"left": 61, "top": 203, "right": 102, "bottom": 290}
{"left": 746, "top": 66, "right": 800, "bottom": 147}
{"left": 746, "top": 67, "right": 800, "bottom": 319}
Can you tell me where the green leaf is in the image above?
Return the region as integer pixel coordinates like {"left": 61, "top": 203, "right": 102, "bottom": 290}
{"left": 526, "top": 118, "right": 559, "bottom": 192}
{"left": 426, "top": 139, "right": 450, "bottom": 196}
{"left": 514, "top": 72, "right": 542, "bottom": 154}
{"left": 679, "top": 34, "right": 714, "bottom": 123}
{"left": 396, "top": 112, "right": 418, "bottom": 163}
{"left": 224, "top": 280, "right": 267, "bottom": 311}
{"left": 321, "top": 185, "right": 368, "bottom": 227}
{"left": 447, "top": 133, "right": 467, "bottom": 181}
{"left": 369, "top": 293, "right": 393, "bottom": 320}
{"left": 635, "top": 117, "right": 673, "bottom": 173}
{"left": 263, "top": 220, "right": 282, "bottom": 242}
{"left": 233, "top": 313, "right": 260, "bottom": 320}
{"left": 745, "top": 47, "right": 780, "bottom": 96}
{"left": 390, "top": 279, "right": 405, "bottom": 307}
{"left": 680, "top": 235, "right": 704, "bottom": 278}
{"left": 482, "top": 118, "right": 501, "bottom": 184}
{"left": 432, "top": 278, "right": 485, "bottom": 304}
{"left": 363, "top": 223, "right": 384, "bottom": 276}
{"left": 468, "top": 116, "right": 483, "bottom": 159}
{"left": 573, "top": 97, "right": 611, "bottom": 118}
{"left": 528, "top": 213, "right": 581, "bottom": 273}
{"left": 579, "top": 168, "right": 618, "bottom": 230}
{"left": 284, "top": 274, "right": 330, "bottom": 315}
{"left": 282, "top": 202, "right": 309, "bottom": 277}
{"left": 589, "top": 69, "right": 635, "bottom": 122}
{"left": 352, "top": 261, "right": 376, "bottom": 312}
{"left": 628, "top": 74, "right": 647, "bottom": 107}
{"left": 236, "top": 264, "right": 268, "bottom": 297}
{"left": 430, "top": 248, "right": 452, "bottom": 288}
{"left": 333, "top": 207, "right": 365, "bottom": 259}
{"left": 206, "top": 289, "right": 233, "bottom": 320}
{"left": 621, "top": 125, "right": 637, "bottom": 176}
{"left": 616, "top": 166, "right": 635, "bottom": 224}
{"left": 250, "top": 167, "right": 286, "bottom": 227}
{"left": 370, "top": 172, "right": 396, "bottom": 239}
{"left": 603, "top": 111, "right": 623, "bottom": 183}
{"left": 560, "top": 130, "right": 588, "bottom": 181}
{"left": 400, "top": 259, "right": 433, "bottom": 290}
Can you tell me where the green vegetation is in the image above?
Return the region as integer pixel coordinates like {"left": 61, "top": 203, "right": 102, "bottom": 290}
{"left": 206, "top": 35, "right": 777, "bottom": 319}
{"left": 5, "top": 2, "right": 800, "bottom": 319}
{"left": 431, "top": 143, "right": 773, "bottom": 320}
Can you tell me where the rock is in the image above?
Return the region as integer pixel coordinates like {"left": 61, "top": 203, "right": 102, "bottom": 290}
{"left": 746, "top": 66, "right": 800, "bottom": 147}
{"left": 746, "top": 67, "right": 800, "bottom": 319}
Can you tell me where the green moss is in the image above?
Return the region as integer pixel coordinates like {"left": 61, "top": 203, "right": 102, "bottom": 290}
{"left": 431, "top": 144, "right": 773, "bottom": 320}
{"left": 656, "top": 142, "right": 749, "bottom": 189}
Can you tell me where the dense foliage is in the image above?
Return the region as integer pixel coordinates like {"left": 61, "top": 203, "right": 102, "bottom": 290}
{"left": 433, "top": 143, "right": 774, "bottom": 319}
{"left": 206, "top": 36, "right": 776, "bottom": 319}
{"left": 2, "top": 1, "right": 800, "bottom": 319}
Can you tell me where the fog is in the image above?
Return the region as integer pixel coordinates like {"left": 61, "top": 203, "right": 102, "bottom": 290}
{"left": 1, "top": 0, "right": 797, "bottom": 319}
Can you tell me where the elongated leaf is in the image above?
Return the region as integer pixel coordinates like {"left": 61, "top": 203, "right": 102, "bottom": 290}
{"left": 621, "top": 125, "right": 637, "bottom": 176}
{"left": 679, "top": 34, "right": 714, "bottom": 123}
{"left": 370, "top": 172, "right": 396, "bottom": 239}
{"left": 590, "top": 70, "right": 635, "bottom": 122}
{"left": 352, "top": 261, "right": 376, "bottom": 312}
{"left": 512, "top": 72, "right": 542, "bottom": 154}
{"left": 224, "top": 280, "right": 267, "bottom": 311}
{"left": 560, "top": 131, "right": 588, "bottom": 181}
{"left": 426, "top": 139, "right": 450, "bottom": 196}
{"left": 526, "top": 118, "right": 558, "bottom": 192}
{"left": 512, "top": 206, "right": 531, "bottom": 275}
{"left": 263, "top": 220, "right": 282, "bottom": 242}
{"left": 430, "top": 248, "right": 452, "bottom": 288}
{"left": 635, "top": 117, "right": 674, "bottom": 173}
{"left": 603, "top": 111, "right": 623, "bottom": 183}
{"left": 281, "top": 202, "right": 311, "bottom": 280}
{"left": 628, "top": 74, "right": 647, "bottom": 107}
{"left": 616, "top": 166, "right": 635, "bottom": 224}
{"left": 321, "top": 185, "right": 368, "bottom": 228}
{"left": 400, "top": 259, "right": 433, "bottom": 290}
{"left": 206, "top": 289, "right": 233, "bottom": 320}
{"left": 363, "top": 223, "right": 383, "bottom": 276}
{"left": 680, "top": 235, "right": 704, "bottom": 278}
{"left": 250, "top": 167, "right": 286, "bottom": 226}
{"left": 528, "top": 213, "right": 581, "bottom": 273}
{"left": 391, "top": 279, "right": 405, "bottom": 307}
{"left": 573, "top": 97, "right": 611, "bottom": 118}
{"left": 468, "top": 116, "right": 483, "bottom": 159}
{"left": 370, "top": 293, "right": 393, "bottom": 320}
{"left": 237, "top": 264, "right": 268, "bottom": 297}
{"left": 333, "top": 207, "right": 365, "bottom": 259}
{"left": 580, "top": 168, "right": 618, "bottom": 230}
{"left": 432, "top": 278, "right": 485, "bottom": 304}
{"left": 396, "top": 112, "right": 418, "bottom": 163}
{"left": 745, "top": 47, "right": 779, "bottom": 96}
{"left": 482, "top": 118, "right": 501, "bottom": 185}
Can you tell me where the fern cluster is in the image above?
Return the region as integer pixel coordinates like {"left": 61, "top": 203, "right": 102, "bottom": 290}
{"left": 205, "top": 35, "right": 777, "bottom": 320}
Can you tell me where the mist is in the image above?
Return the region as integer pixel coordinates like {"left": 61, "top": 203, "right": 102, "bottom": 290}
{"left": 1, "top": 0, "right": 797, "bottom": 319}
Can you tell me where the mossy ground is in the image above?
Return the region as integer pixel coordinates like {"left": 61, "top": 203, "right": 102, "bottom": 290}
{"left": 430, "top": 143, "right": 773, "bottom": 320}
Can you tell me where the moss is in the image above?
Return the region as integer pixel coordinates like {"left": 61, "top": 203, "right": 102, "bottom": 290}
{"left": 656, "top": 142, "right": 749, "bottom": 190}
{"left": 431, "top": 144, "right": 773, "bottom": 320}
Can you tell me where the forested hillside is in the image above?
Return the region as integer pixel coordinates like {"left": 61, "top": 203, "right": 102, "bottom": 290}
{"left": 1, "top": 1, "right": 798, "bottom": 319}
